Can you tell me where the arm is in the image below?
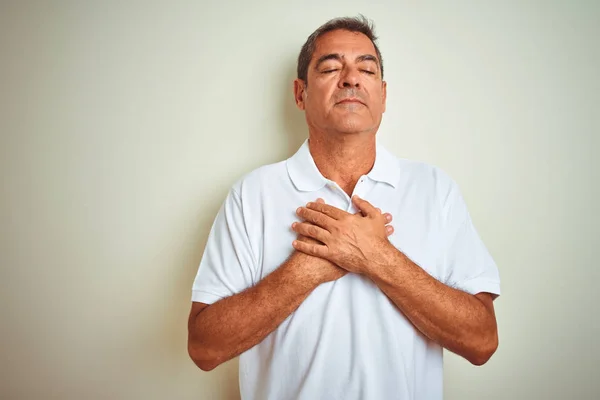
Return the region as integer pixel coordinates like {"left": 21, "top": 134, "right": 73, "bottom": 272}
{"left": 187, "top": 248, "right": 344, "bottom": 371}
{"left": 189, "top": 196, "right": 395, "bottom": 371}
{"left": 290, "top": 196, "right": 499, "bottom": 365}
{"left": 363, "top": 246, "right": 498, "bottom": 365}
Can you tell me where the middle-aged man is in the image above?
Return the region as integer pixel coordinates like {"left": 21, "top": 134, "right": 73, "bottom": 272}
{"left": 188, "top": 16, "right": 501, "bottom": 400}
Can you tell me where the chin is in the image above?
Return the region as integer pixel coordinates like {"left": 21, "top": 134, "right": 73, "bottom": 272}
{"left": 332, "top": 117, "right": 372, "bottom": 134}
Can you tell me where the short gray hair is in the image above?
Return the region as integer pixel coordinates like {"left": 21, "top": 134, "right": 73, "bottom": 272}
{"left": 297, "top": 15, "right": 384, "bottom": 83}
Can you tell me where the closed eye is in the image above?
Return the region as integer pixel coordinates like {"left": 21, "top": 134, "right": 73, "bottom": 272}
{"left": 322, "top": 69, "right": 339, "bottom": 74}
{"left": 361, "top": 70, "right": 376, "bottom": 75}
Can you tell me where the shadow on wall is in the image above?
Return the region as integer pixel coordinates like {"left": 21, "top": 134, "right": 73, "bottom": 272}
{"left": 281, "top": 60, "right": 309, "bottom": 158}
{"left": 171, "top": 60, "right": 309, "bottom": 400}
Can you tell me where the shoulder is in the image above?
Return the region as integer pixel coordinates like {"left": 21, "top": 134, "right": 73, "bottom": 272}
{"left": 230, "top": 160, "right": 288, "bottom": 196}
{"left": 393, "top": 154, "right": 458, "bottom": 197}
{"left": 379, "top": 149, "right": 466, "bottom": 220}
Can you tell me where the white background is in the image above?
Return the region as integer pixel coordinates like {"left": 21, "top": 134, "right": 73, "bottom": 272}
{"left": 1, "top": 1, "right": 598, "bottom": 399}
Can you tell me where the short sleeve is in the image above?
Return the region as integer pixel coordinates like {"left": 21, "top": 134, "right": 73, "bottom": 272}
{"left": 441, "top": 180, "right": 501, "bottom": 299}
{"left": 191, "top": 188, "right": 257, "bottom": 304}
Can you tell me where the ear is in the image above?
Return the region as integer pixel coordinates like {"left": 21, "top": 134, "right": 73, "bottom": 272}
{"left": 381, "top": 80, "right": 387, "bottom": 113}
{"left": 293, "top": 79, "right": 307, "bottom": 111}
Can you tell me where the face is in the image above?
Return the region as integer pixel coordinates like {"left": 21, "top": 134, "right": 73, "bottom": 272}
{"left": 294, "top": 29, "right": 387, "bottom": 136}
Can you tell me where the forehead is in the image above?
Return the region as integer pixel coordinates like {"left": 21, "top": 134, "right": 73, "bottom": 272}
{"left": 312, "top": 29, "right": 377, "bottom": 62}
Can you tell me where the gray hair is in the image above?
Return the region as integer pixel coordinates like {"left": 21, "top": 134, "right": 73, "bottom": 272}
{"left": 296, "top": 15, "right": 384, "bottom": 83}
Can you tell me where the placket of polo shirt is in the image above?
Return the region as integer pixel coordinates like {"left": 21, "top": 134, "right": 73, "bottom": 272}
{"left": 325, "top": 176, "right": 372, "bottom": 214}
{"left": 347, "top": 175, "right": 373, "bottom": 213}
{"left": 325, "top": 181, "right": 349, "bottom": 211}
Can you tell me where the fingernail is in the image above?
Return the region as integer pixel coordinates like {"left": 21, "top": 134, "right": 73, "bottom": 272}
{"left": 292, "top": 222, "right": 297, "bottom": 228}
{"left": 306, "top": 202, "right": 312, "bottom": 207}
{"left": 296, "top": 207, "right": 302, "bottom": 214}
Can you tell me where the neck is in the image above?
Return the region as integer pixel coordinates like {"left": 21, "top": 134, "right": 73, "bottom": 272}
{"left": 308, "top": 133, "right": 376, "bottom": 196}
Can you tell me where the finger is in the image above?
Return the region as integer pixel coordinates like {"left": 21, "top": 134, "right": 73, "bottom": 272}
{"left": 296, "top": 234, "right": 321, "bottom": 245}
{"left": 292, "top": 239, "right": 329, "bottom": 258}
{"left": 384, "top": 212, "right": 392, "bottom": 223}
{"left": 352, "top": 195, "right": 379, "bottom": 218}
{"left": 296, "top": 207, "right": 335, "bottom": 230}
{"left": 386, "top": 225, "right": 394, "bottom": 236}
{"left": 305, "top": 202, "right": 349, "bottom": 220}
{"left": 292, "top": 222, "right": 330, "bottom": 243}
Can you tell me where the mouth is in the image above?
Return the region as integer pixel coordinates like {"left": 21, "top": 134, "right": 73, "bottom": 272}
{"left": 336, "top": 98, "right": 365, "bottom": 105}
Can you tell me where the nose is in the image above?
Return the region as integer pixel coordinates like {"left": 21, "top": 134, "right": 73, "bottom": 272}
{"left": 338, "top": 66, "right": 361, "bottom": 89}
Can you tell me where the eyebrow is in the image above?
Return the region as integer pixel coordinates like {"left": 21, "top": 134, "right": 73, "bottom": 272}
{"left": 315, "top": 53, "right": 380, "bottom": 70}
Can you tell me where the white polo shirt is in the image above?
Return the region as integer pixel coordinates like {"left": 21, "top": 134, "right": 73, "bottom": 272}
{"left": 192, "top": 139, "right": 501, "bottom": 400}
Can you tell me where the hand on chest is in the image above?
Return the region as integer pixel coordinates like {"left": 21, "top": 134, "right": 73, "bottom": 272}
{"left": 258, "top": 189, "right": 443, "bottom": 281}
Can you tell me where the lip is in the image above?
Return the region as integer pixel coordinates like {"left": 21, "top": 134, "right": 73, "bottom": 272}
{"left": 336, "top": 98, "right": 365, "bottom": 105}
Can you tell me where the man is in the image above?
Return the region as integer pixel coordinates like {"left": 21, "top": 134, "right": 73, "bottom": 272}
{"left": 188, "top": 16, "right": 500, "bottom": 400}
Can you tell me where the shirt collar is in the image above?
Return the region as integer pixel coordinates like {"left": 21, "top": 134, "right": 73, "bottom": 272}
{"left": 286, "top": 139, "right": 399, "bottom": 192}
{"left": 368, "top": 141, "right": 400, "bottom": 188}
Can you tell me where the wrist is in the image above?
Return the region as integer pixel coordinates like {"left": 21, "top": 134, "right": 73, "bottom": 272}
{"left": 363, "top": 240, "right": 401, "bottom": 278}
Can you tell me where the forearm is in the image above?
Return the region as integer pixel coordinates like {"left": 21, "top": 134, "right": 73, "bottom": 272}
{"left": 365, "top": 245, "right": 498, "bottom": 365}
{"left": 189, "top": 253, "right": 320, "bottom": 370}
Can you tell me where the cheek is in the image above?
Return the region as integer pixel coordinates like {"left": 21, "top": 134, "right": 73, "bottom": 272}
{"left": 306, "top": 97, "right": 327, "bottom": 115}
{"left": 313, "top": 80, "right": 337, "bottom": 100}
{"left": 369, "top": 90, "right": 385, "bottom": 110}
{"left": 306, "top": 91, "right": 332, "bottom": 112}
